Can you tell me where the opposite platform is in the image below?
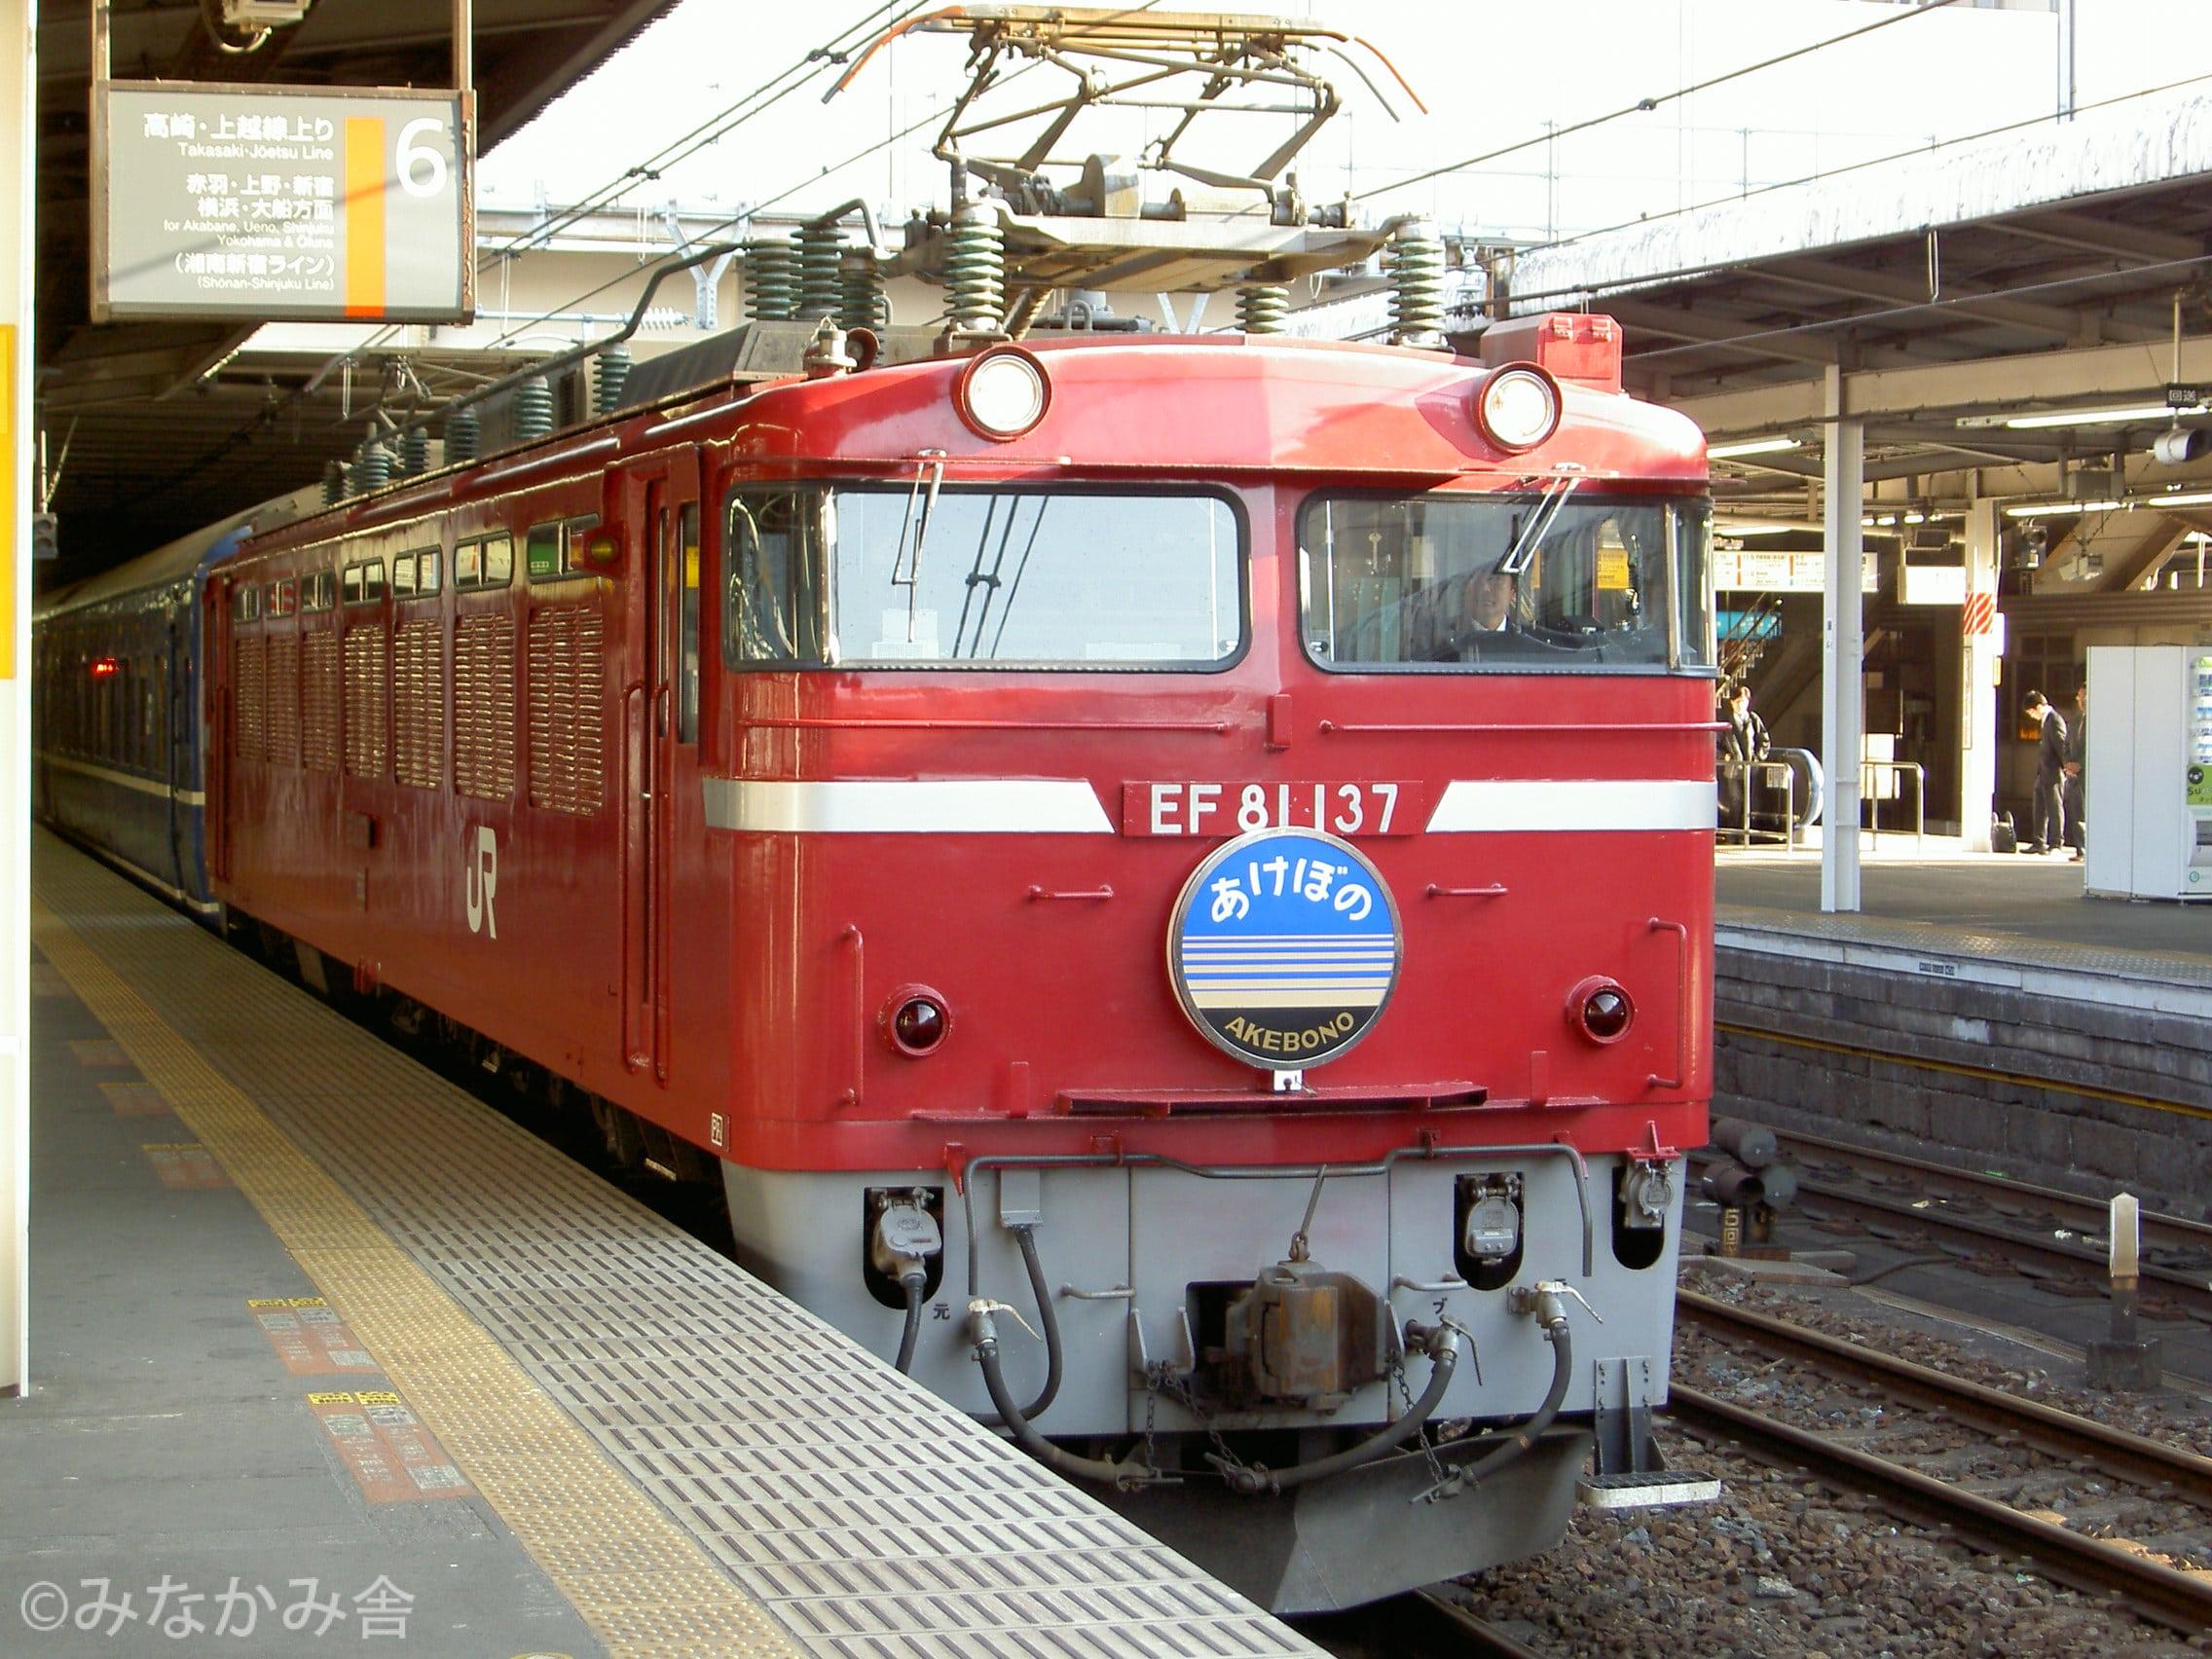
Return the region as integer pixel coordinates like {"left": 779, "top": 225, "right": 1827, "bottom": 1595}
{"left": 10, "top": 832, "right": 1315, "bottom": 1658}
{"left": 1712, "top": 849, "right": 2211, "bottom": 1221}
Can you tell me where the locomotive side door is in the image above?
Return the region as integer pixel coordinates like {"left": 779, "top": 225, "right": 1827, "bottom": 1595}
{"left": 616, "top": 448, "right": 701, "bottom": 1082}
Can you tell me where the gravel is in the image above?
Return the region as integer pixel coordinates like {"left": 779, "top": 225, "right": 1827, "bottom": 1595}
{"left": 1449, "top": 1271, "right": 2212, "bottom": 1657}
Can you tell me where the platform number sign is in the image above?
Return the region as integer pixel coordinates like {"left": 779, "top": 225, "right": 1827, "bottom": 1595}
{"left": 1166, "top": 826, "right": 1403, "bottom": 1070}
{"left": 95, "top": 83, "right": 470, "bottom": 323}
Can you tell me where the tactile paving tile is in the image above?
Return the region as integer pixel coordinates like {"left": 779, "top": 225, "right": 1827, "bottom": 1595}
{"left": 34, "top": 836, "right": 1315, "bottom": 1659}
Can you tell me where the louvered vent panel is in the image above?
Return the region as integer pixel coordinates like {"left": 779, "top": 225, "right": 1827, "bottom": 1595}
{"left": 234, "top": 635, "right": 266, "bottom": 762}
{"left": 526, "top": 604, "right": 606, "bottom": 815}
{"left": 454, "top": 612, "right": 515, "bottom": 799}
{"left": 266, "top": 634, "right": 301, "bottom": 765}
{"left": 343, "top": 624, "right": 389, "bottom": 778}
{"left": 392, "top": 619, "right": 444, "bottom": 789}
{"left": 302, "top": 631, "right": 340, "bottom": 772}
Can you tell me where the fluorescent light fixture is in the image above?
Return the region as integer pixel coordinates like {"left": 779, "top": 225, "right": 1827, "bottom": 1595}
{"left": 1715, "top": 519, "right": 1819, "bottom": 535}
{"left": 1708, "top": 436, "right": 1801, "bottom": 459}
{"left": 1861, "top": 514, "right": 1898, "bottom": 528}
{"left": 2149, "top": 490, "right": 2212, "bottom": 507}
{"left": 1963, "top": 402, "right": 2208, "bottom": 430}
{"left": 2005, "top": 499, "right": 2122, "bottom": 517}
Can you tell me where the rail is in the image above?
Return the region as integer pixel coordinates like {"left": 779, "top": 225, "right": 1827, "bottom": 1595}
{"left": 1714, "top": 756, "right": 1799, "bottom": 848}
{"left": 1862, "top": 757, "right": 1926, "bottom": 846}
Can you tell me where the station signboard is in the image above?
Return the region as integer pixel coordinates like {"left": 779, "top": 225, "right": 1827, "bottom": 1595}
{"left": 93, "top": 82, "right": 471, "bottom": 323}
{"left": 1713, "top": 546, "right": 1878, "bottom": 594}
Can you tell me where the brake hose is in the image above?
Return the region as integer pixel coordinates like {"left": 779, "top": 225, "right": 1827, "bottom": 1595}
{"left": 975, "top": 1224, "right": 1063, "bottom": 1425}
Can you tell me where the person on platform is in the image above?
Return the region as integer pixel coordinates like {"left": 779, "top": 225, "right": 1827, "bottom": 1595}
{"left": 2023, "top": 689, "right": 2068, "bottom": 855}
{"left": 2062, "top": 682, "right": 2086, "bottom": 862}
{"left": 1717, "top": 680, "right": 1770, "bottom": 833}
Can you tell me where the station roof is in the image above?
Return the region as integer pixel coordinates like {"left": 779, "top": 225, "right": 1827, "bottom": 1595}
{"left": 1455, "top": 88, "right": 2212, "bottom": 561}
{"left": 35, "top": 0, "right": 678, "bottom": 577}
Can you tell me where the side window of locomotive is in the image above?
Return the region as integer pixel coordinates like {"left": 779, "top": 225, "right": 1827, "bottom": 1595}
{"left": 677, "top": 502, "right": 701, "bottom": 742}
{"left": 302, "top": 571, "right": 335, "bottom": 612}
{"left": 456, "top": 535, "right": 513, "bottom": 591}
{"left": 1674, "top": 501, "right": 1715, "bottom": 669}
{"left": 724, "top": 488, "right": 830, "bottom": 667}
{"left": 1298, "top": 493, "right": 1702, "bottom": 673}
{"left": 342, "top": 559, "right": 387, "bottom": 605}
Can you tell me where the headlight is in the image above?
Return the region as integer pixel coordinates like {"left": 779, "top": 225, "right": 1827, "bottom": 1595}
{"left": 956, "top": 347, "right": 1051, "bottom": 440}
{"left": 1475, "top": 362, "right": 1562, "bottom": 452}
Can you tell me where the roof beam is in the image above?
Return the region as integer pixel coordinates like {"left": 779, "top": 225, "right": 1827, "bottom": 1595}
{"left": 1605, "top": 299, "right": 1837, "bottom": 367}
{"left": 1758, "top": 255, "right": 2138, "bottom": 344}
{"left": 1673, "top": 332, "right": 2212, "bottom": 438}
{"left": 1993, "top": 208, "right": 2201, "bottom": 267}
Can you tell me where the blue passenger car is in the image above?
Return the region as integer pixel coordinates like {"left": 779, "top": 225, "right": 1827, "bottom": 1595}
{"left": 31, "top": 509, "right": 270, "bottom": 916}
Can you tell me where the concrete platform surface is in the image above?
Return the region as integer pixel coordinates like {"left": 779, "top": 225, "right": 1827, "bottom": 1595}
{"left": 1717, "top": 848, "right": 2212, "bottom": 966}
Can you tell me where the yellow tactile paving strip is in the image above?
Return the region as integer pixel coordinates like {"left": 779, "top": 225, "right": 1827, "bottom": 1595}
{"left": 31, "top": 895, "right": 802, "bottom": 1659}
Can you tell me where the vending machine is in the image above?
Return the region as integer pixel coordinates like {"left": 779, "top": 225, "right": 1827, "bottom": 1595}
{"left": 2083, "top": 645, "right": 2212, "bottom": 902}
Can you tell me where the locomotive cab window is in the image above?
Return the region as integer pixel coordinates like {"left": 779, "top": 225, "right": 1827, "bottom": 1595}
{"left": 723, "top": 483, "right": 1242, "bottom": 670}
{"left": 1298, "top": 490, "right": 1714, "bottom": 674}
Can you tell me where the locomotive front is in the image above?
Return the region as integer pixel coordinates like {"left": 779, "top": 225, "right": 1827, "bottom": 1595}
{"left": 704, "top": 324, "right": 1714, "bottom": 1609}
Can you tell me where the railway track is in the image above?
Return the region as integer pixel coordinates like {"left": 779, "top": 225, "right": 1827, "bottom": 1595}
{"left": 1673, "top": 1289, "right": 2212, "bottom": 1635}
{"left": 1693, "top": 1125, "right": 2212, "bottom": 1321}
{"left": 1301, "top": 1586, "right": 1544, "bottom": 1658}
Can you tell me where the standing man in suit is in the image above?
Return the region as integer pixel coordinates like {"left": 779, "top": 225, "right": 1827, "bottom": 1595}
{"left": 2062, "top": 682, "right": 2086, "bottom": 861}
{"left": 2023, "top": 690, "right": 2068, "bottom": 854}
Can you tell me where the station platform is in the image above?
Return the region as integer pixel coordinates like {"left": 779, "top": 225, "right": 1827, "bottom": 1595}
{"left": 6, "top": 832, "right": 1314, "bottom": 1658}
{"left": 1710, "top": 840, "right": 2211, "bottom": 1224}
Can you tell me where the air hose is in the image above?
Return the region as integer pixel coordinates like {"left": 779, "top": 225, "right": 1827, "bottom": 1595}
{"left": 972, "top": 1304, "right": 1153, "bottom": 1487}
{"left": 894, "top": 1270, "right": 926, "bottom": 1374}
{"left": 1430, "top": 1314, "right": 1573, "bottom": 1495}
{"left": 975, "top": 1225, "right": 1063, "bottom": 1426}
{"left": 1210, "top": 1322, "right": 1463, "bottom": 1495}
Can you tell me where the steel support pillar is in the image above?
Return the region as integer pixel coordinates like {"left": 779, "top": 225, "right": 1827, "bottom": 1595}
{"left": 1961, "top": 498, "right": 2002, "bottom": 851}
{"left": 1, "top": 0, "right": 33, "bottom": 1399}
{"left": 1821, "top": 368, "right": 1863, "bottom": 913}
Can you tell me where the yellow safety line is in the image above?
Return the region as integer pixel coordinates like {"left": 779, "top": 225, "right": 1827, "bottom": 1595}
{"left": 1715, "top": 1019, "right": 2212, "bottom": 1124}
{"left": 31, "top": 897, "right": 798, "bottom": 1659}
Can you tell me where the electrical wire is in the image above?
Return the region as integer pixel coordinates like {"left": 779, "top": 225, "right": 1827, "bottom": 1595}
{"left": 1349, "top": 0, "right": 1963, "bottom": 203}
{"left": 481, "top": 0, "right": 928, "bottom": 266}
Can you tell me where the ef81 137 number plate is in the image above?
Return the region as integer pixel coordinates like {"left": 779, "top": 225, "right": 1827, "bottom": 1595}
{"left": 1124, "top": 781, "right": 1423, "bottom": 837}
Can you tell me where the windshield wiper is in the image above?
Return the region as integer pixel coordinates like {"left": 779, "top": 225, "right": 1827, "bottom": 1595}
{"left": 889, "top": 449, "right": 947, "bottom": 643}
{"left": 1497, "top": 475, "right": 1578, "bottom": 577}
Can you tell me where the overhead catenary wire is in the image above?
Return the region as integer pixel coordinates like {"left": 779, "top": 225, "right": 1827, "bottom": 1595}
{"left": 1349, "top": 0, "right": 1963, "bottom": 204}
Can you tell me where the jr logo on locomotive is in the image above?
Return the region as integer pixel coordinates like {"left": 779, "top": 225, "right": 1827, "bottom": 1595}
{"left": 464, "top": 826, "right": 498, "bottom": 940}
{"left": 1166, "top": 826, "right": 1404, "bottom": 1067}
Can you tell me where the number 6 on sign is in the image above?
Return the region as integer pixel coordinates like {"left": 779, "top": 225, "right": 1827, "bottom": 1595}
{"left": 396, "top": 118, "right": 449, "bottom": 198}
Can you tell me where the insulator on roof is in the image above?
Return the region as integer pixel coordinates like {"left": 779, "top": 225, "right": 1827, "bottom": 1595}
{"left": 840, "top": 260, "right": 889, "bottom": 333}
{"left": 511, "top": 376, "right": 555, "bottom": 443}
{"left": 352, "top": 440, "right": 392, "bottom": 495}
{"left": 443, "top": 407, "right": 480, "bottom": 464}
{"left": 322, "top": 460, "right": 347, "bottom": 506}
{"left": 796, "top": 223, "right": 844, "bottom": 321}
{"left": 1237, "top": 284, "right": 1289, "bottom": 334}
{"left": 1386, "top": 220, "right": 1447, "bottom": 350}
{"left": 745, "top": 238, "right": 795, "bottom": 322}
{"left": 396, "top": 427, "right": 430, "bottom": 476}
{"left": 594, "top": 344, "right": 633, "bottom": 417}
{"left": 945, "top": 205, "right": 1006, "bottom": 340}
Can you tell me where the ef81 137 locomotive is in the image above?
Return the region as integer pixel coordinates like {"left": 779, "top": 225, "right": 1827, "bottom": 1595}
{"left": 36, "top": 304, "right": 1715, "bottom": 1609}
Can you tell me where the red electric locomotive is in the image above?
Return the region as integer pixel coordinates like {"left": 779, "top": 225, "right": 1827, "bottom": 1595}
{"left": 205, "top": 312, "right": 1714, "bottom": 1610}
